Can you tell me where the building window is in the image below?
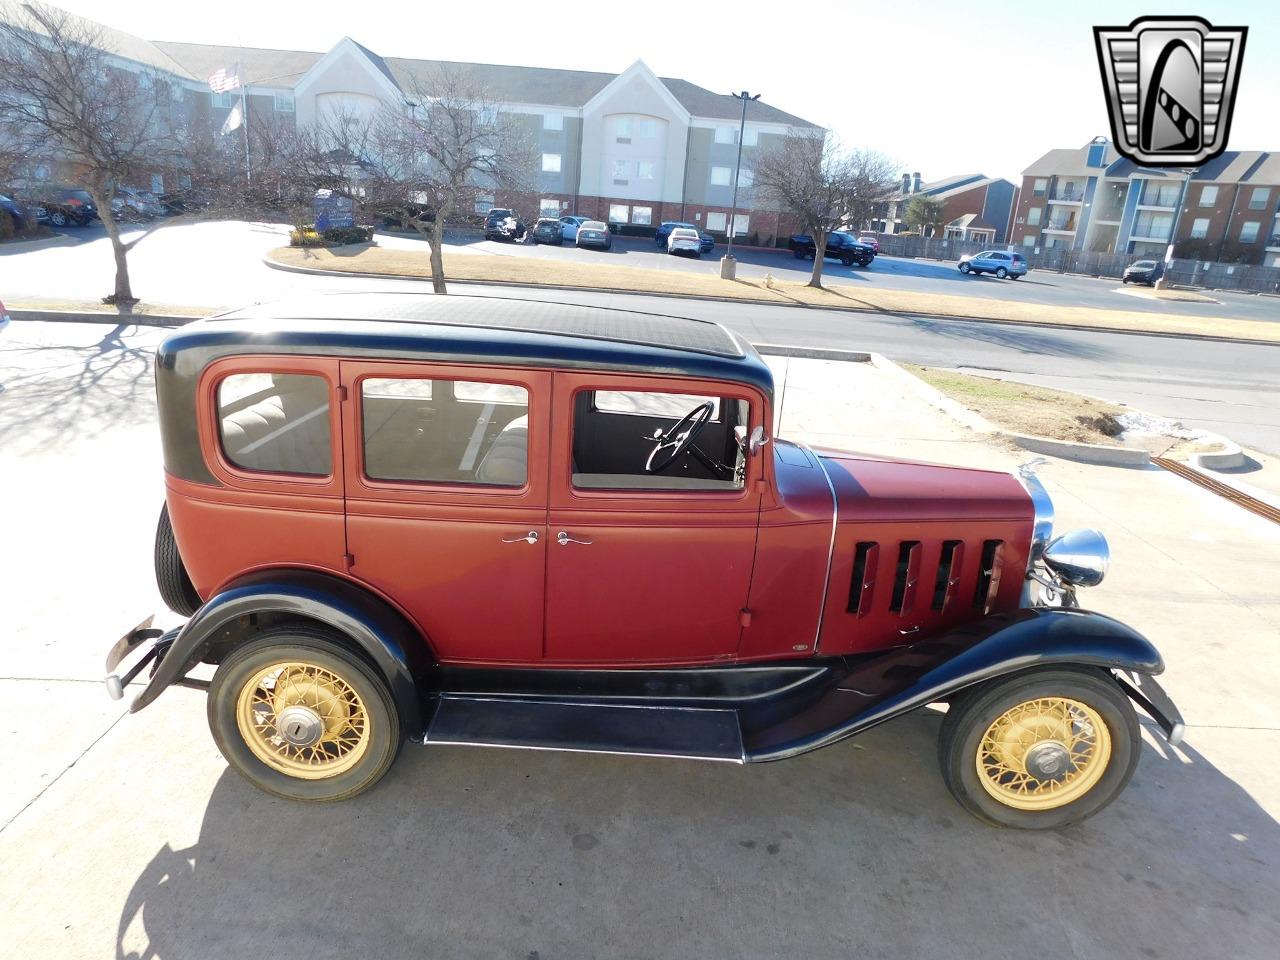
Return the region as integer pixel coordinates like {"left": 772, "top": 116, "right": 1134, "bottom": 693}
{"left": 1190, "top": 218, "right": 1210, "bottom": 239}
{"left": 714, "top": 126, "right": 735, "bottom": 144}
{"left": 539, "top": 198, "right": 560, "bottom": 217}
{"left": 151, "top": 173, "right": 164, "bottom": 195}
{"left": 631, "top": 206, "right": 652, "bottom": 225}
{"left": 742, "top": 126, "right": 758, "bottom": 146}
{"left": 542, "top": 153, "right": 561, "bottom": 173}
{"left": 1249, "top": 188, "right": 1270, "bottom": 210}
{"left": 615, "top": 117, "right": 632, "bottom": 138}
{"left": 1240, "top": 221, "right": 1260, "bottom": 243}
{"left": 1033, "top": 178, "right": 1048, "bottom": 196}
{"left": 608, "top": 204, "right": 629, "bottom": 223}
{"left": 178, "top": 174, "right": 192, "bottom": 190}
{"left": 543, "top": 112, "right": 563, "bottom": 131}
{"left": 732, "top": 214, "right": 749, "bottom": 237}
{"left": 710, "top": 166, "right": 732, "bottom": 187}
{"left": 1022, "top": 234, "right": 1036, "bottom": 247}
{"left": 636, "top": 118, "right": 657, "bottom": 138}
{"left": 1199, "top": 185, "right": 1218, "bottom": 206}
{"left": 638, "top": 160, "right": 655, "bottom": 180}
{"left": 474, "top": 194, "right": 494, "bottom": 214}
{"left": 274, "top": 93, "right": 294, "bottom": 113}
{"left": 218, "top": 373, "right": 332, "bottom": 477}
{"left": 362, "top": 377, "right": 529, "bottom": 486}
{"left": 706, "top": 211, "right": 727, "bottom": 232}
{"left": 212, "top": 91, "right": 233, "bottom": 108}
{"left": 1026, "top": 207, "right": 1041, "bottom": 226}
{"left": 738, "top": 168, "right": 753, "bottom": 188}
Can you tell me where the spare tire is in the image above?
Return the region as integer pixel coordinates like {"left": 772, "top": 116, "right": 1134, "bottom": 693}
{"left": 155, "top": 503, "right": 202, "bottom": 616}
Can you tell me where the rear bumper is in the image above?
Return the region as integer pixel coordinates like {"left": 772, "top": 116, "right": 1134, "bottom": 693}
{"left": 104, "top": 616, "right": 205, "bottom": 703}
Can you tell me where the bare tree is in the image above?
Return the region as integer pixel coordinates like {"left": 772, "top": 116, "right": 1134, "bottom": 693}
{"left": 0, "top": 3, "right": 197, "bottom": 304}
{"left": 362, "top": 67, "right": 536, "bottom": 293}
{"left": 755, "top": 131, "right": 896, "bottom": 288}
{"left": 904, "top": 194, "right": 945, "bottom": 237}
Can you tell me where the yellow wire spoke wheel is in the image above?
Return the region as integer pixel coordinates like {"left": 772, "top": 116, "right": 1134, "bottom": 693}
{"left": 235, "top": 660, "right": 371, "bottom": 779}
{"left": 975, "top": 696, "right": 1112, "bottom": 811}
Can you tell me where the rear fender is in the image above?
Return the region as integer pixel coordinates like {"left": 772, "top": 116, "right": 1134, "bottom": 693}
{"left": 129, "top": 570, "right": 435, "bottom": 736}
{"left": 744, "top": 607, "right": 1170, "bottom": 761}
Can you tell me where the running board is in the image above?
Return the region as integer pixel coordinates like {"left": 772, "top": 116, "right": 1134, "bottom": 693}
{"left": 425, "top": 696, "right": 745, "bottom": 763}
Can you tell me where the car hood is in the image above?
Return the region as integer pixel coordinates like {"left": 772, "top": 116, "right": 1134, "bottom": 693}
{"left": 816, "top": 449, "right": 1032, "bottom": 523}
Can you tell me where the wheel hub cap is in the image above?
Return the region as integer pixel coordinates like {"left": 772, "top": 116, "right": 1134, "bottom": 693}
{"left": 1023, "top": 740, "right": 1072, "bottom": 780}
{"left": 275, "top": 705, "right": 325, "bottom": 748}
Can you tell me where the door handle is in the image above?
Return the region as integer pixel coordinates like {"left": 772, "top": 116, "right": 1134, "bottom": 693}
{"left": 556, "top": 531, "right": 592, "bottom": 546}
{"left": 501, "top": 531, "right": 539, "bottom": 544}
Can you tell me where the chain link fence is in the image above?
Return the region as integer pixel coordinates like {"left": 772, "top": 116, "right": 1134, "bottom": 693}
{"left": 868, "top": 233, "right": 1280, "bottom": 294}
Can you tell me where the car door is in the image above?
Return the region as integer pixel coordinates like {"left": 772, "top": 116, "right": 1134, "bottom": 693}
{"left": 339, "top": 360, "right": 551, "bottom": 664}
{"left": 544, "top": 372, "right": 764, "bottom": 664}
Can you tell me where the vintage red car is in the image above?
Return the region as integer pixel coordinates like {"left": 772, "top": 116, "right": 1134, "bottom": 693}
{"left": 106, "top": 293, "right": 1182, "bottom": 828}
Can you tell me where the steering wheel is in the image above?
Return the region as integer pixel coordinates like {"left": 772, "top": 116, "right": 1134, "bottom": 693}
{"left": 645, "top": 402, "right": 714, "bottom": 474}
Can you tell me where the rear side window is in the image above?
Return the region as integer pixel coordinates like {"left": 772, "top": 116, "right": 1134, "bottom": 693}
{"left": 218, "top": 373, "right": 332, "bottom": 476}
{"left": 361, "top": 377, "right": 530, "bottom": 486}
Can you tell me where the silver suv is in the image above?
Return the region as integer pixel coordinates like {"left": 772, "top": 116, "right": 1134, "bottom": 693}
{"left": 958, "top": 250, "right": 1028, "bottom": 279}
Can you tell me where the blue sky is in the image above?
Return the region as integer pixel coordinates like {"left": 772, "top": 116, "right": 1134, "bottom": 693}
{"left": 50, "top": 0, "right": 1279, "bottom": 184}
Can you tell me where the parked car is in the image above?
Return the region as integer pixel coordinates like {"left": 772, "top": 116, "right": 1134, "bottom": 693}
{"left": 530, "top": 218, "right": 564, "bottom": 245}
{"left": 22, "top": 185, "right": 99, "bottom": 227}
{"left": 655, "top": 221, "right": 715, "bottom": 254}
{"left": 575, "top": 219, "right": 612, "bottom": 250}
{"left": 111, "top": 186, "right": 166, "bottom": 221}
{"left": 107, "top": 293, "right": 1183, "bottom": 828}
{"left": 1122, "top": 260, "right": 1163, "bottom": 285}
{"left": 0, "top": 192, "right": 30, "bottom": 232}
{"left": 0, "top": 299, "right": 10, "bottom": 335}
{"left": 559, "top": 215, "right": 591, "bottom": 241}
{"left": 958, "top": 250, "right": 1028, "bottom": 279}
{"left": 857, "top": 235, "right": 880, "bottom": 254}
{"left": 789, "top": 231, "right": 875, "bottom": 267}
{"left": 482, "top": 208, "right": 522, "bottom": 241}
{"left": 666, "top": 226, "right": 703, "bottom": 257}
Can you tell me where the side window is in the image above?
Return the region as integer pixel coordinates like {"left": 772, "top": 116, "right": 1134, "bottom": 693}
{"left": 572, "top": 388, "right": 748, "bottom": 492}
{"left": 218, "top": 372, "right": 332, "bottom": 476}
{"left": 361, "top": 377, "right": 529, "bottom": 486}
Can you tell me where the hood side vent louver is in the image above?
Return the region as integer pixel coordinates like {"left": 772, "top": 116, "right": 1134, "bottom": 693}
{"left": 847, "top": 541, "right": 879, "bottom": 617}
{"left": 890, "top": 541, "right": 921, "bottom": 614}
{"left": 974, "top": 539, "right": 1005, "bottom": 611}
{"left": 932, "top": 540, "right": 963, "bottom": 611}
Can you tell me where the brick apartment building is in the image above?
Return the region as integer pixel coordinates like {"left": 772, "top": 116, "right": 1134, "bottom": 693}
{"left": 865, "top": 172, "right": 1016, "bottom": 244}
{"left": 1012, "top": 138, "right": 1280, "bottom": 267}
{"left": 2, "top": 4, "right": 820, "bottom": 244}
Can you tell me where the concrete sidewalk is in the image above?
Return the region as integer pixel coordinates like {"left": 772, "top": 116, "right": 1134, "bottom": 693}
{"left": 2, "top": 327, "right": 1278, "bottom": 960}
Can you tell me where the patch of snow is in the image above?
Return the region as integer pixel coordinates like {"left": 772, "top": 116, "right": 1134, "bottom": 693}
{"left": 1116, "top": 410, "right": 1210, "bottom": 441}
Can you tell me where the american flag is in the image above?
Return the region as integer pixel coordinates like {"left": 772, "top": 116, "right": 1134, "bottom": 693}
{"left": 208, "top": 65, "right": 242, "bottom": 94}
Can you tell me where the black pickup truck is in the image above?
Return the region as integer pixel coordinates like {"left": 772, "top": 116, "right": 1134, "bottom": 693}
{"left": 789, "top": 231, "right": 876, "bottom": 267}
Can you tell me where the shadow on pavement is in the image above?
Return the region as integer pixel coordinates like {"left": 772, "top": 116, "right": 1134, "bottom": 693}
{"left": 115, "top": 717, "right": 1278, "bottom": 959}
{"left": 906, "top": 315, "right": 1116, "bottom": 360}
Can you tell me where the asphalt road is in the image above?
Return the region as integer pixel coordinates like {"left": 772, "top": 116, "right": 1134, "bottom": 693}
{"left": 6, "top": 220, "right": 1280, "bottom": 453}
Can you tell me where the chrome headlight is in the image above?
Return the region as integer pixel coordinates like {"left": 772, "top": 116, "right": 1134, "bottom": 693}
{"left": 1016, "top": 461, "right": 1055, "bottom": 561}
{"left": 1043, "top": 528, "right": 1110, "bottom": 587}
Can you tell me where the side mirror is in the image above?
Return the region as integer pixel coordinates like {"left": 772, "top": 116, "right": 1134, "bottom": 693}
{"left": 749, "top": 425, "right": 770, "bottom": 456}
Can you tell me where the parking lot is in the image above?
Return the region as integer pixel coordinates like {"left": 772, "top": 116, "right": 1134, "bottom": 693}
{"left": 2, "top": 317, "right": 1278, "bottom": 959}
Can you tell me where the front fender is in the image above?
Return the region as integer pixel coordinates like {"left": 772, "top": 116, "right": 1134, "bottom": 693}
{"left": 129, "top": 570, "right": 434, "bottom": 736}
{"left": 744, "top": 607, "right": 1169, "bottom": 761}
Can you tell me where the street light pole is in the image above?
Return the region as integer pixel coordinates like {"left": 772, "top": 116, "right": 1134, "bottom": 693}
{"left": 720, "top": 90, "right": 760, "bottom": 280}
{"left": 1154, "top": 168, "right": 1195, "bottom": 290}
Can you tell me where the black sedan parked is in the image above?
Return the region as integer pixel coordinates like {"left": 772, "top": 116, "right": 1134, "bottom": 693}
{"left": 530, "top": 218, "right": 564, "bottom": 244}
{"left": 0, "top": 191, "right": 30, "bottom": 231}
{"left": 23, "top": 186, "right": 99, "bottom": 227}
{"left": 1122, "top": 259, "right": 1164, "bottom": 285}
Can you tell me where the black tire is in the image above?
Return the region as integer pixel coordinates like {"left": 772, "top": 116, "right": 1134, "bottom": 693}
{"left": 958, "top": 262, "right": 970, "bottom": 274}
{"left": 1122, "top": 277, "right": 1129, "bottom": 284}
{"left": 996, "top": 267, "right": 1008, "bottom": 279}
{"left": 50, "top": 210, "right": 68, "bottom": 227}
{"left": 154, "top": 503, "right": 202, "bottom": 616}
{"left": 938, "top": 668, "right": 1141, "bottom": 829}
{"left": 792, "top": 248, "right": 805, "bottom": 259}
{"left": 208, "top": 626, "right": 404, "bottom": 802}
{"left": 841, "top": 255, "right": 853, "bottom": 266}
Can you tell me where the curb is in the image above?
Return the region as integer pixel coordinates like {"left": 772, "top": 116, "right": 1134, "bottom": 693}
{"left": 756, "top": 344, "right": 871, "bottom": 363}
{"left": 867, "top": 354, "right": 1153, "bottom": 467}
{"left": 260, "top": 254, "right": 1280, "bottom": 348}
{"left": 8, "top": 308, "right": 193, "bottom": 328}
{"left": 0, "top": 232, "right": 77, "bottom": 254}
{"left": 1193, "top": 437, "right": 1248, "bottom": 470}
